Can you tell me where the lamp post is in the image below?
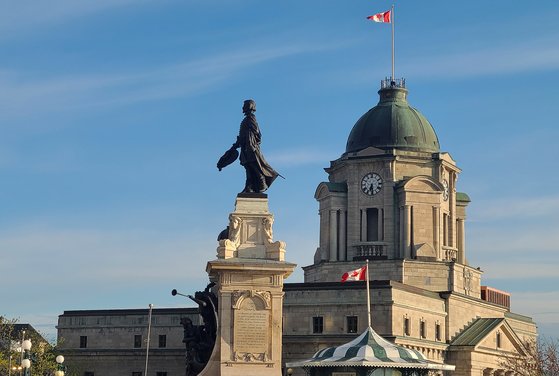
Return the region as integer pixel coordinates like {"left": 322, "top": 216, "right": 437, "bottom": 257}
{"left": 144, "top": 304, "right": 154, "bottom": 376}
{"left": 19, "top": 330, "right": 25, "bottom": 375}
{"left": 55, "top": 355, "right": 65, "bottom": 376}
{"left": 21, "top": 339, "right": 32, "bottom": 376}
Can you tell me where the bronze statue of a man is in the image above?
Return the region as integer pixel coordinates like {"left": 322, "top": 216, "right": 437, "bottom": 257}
{"left": 218, "top": 99, "right": 280, "bottom": 193}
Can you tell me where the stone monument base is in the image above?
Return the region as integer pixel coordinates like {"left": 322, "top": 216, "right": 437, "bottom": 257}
{"left": 202, "top": 259, "right": 295, "bottom": 376}
{"left": 201, "top": 196, "right": 295, "bottom": 376}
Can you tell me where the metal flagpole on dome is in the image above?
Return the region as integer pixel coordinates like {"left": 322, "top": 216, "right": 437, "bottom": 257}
{"left": 366, "top": 259, "right": 371, "bottom": 328}
{"left": 391, "top": 4, "right": 395, "bottom": 82}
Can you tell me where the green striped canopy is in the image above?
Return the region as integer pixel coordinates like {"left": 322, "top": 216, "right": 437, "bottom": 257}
{"left": 286, "top": 327, "right": 454, "bottom": 371}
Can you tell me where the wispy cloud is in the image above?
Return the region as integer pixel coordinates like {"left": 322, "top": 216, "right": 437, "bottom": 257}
{"left": 512, "top": 291, "right": 559, "bottom": 324}
{"left": 402, "top": 35, "right": 559, "bottom": 79}
{"left": 479, "top": 261, "right": 559, "bottom": 280}
{"left": 469, "top": 226, "right": 559, "bottom": 254}
{"left": 0, "top": 221, "right": 216, "bottom": 340}
{"left": 341, "top": 34, "right": 559, "bottom": 85}
{"left": 0, "top": 41, "right": 336, "bottom": 122}
{"left": 465, "top": 195, "right": 559, "bottom": 257}
{"left": 268, "top": 148, "right": 333, "bottom": 167}
{"left": 0, "top": 0, "right": 147, "bottom": 39}
{"left": 471, "top": 195, "right": 559, "bottom": 222}
{"left": 0, "top": 225, "right": 212, "bottom": 283}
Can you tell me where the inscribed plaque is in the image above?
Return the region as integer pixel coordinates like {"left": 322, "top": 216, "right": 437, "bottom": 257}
{"left": 233, "top": 297, "right": 269, "bottom": 354}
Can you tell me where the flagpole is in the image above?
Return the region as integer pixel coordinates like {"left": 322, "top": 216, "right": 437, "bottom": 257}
{"left": 391, "top": 4, "right": 395, "bottom": 82}
{"left": 144, "top": 304, "right": 153, "bottom": 376}
{"left": 366, "top": 259, "right": 371, "bottom": 328}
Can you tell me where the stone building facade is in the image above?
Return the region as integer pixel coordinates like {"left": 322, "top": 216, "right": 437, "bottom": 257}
{"left": 57, "top": 308, "right": 198, "bottom": 376}
{"left": 57, "top": 80, "right": 538, "bottom": 376}
{"left": 281, "top": 80, "right": 537, "bottom": 376}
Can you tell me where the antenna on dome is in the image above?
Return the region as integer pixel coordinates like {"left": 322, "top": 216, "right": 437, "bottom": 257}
{"left": 391, "top": 4, "right": 395, "bottom": 82}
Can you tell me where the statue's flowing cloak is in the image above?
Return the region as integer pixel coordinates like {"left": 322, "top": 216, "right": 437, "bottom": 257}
{"left": 237, "top": 113, "right": 279, "bottom": 189}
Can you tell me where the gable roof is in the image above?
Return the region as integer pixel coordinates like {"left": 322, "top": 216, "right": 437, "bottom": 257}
{"left": 450, "top": 318, "right": 504, "bottom": 346}
{"left": 324, "top": 182, "right": 348, "bottom": 193}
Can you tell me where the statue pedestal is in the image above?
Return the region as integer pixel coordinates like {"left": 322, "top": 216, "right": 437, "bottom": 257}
{"left": 201, "top": 196, "right": 296, "bottom": 376}
{"left": 216, "top": 195, "right": 286, "bottom": 261}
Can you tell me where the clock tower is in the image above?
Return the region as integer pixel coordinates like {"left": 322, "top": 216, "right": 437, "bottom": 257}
{"left": 283, "top": 79, "right": 537, "bottom": 376}
{"left": 307, "top": 79, "right": 475, "bottom": 294}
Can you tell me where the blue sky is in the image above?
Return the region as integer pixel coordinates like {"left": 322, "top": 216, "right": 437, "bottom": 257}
{"left": 1, "top": 0, "right": 558, "bottom": 342}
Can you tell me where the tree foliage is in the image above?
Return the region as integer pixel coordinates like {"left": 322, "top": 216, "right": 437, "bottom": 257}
{"left": 0, "top": 316, "right": 60, "bottom": 376}
{"left": 500, "top": 337, "right": 559, "bottom": 376}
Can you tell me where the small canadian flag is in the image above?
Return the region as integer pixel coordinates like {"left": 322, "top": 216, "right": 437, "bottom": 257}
{"left": 367, "top": 10, "right": 391, "bottom": 23}
{"left": 341, "top": 265, "right": 367, "bottom": 282}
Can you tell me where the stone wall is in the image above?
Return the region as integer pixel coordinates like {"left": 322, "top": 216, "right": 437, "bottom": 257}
{"left": 57, "top": 308, "right": 199, "bottom": 375}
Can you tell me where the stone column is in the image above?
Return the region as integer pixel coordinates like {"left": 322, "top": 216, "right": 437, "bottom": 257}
{"left": 457, "top": 218, "right": 465, "bottom": 264}
{"left": 433, "top": 206, "right": 440, "bottom": 259}
{"left": 329, "top": 210, "right": 338, "bottom": 262}
{"left": 339, "top": 210, "right": 347, "bottom": 261}
{"left": 399, "top": 206, "right": 404, "bottom": 258}
{"left": 403, "top": 205, "right": 411, "bottom": 259}
{"left": 449, "top": 173, "right": 456, "bottom": 248}
{"left": 361, "top": 209, "right": 367, "bottom": 242}
{"left": 377, "top": 208, "right": 383, "bottom": 241}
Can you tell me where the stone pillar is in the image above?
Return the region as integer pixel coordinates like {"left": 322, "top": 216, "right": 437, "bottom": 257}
{"left": 339, "top": 210, "right": 347, "bottom": 261}
{"left": 433, "top": 206, "right": 440, "bottom": 259}
{"left": 403, "top": 205, "right": 411, "bottom": 259}
{"left": 457, "top": 218, "right": 465, "bottom": 264}
{"left": 399, "top": 206, "right": 404, "bottom": 258}
{"left": 206, "top": 195, "right": 296, "bottom": 376}
{"left": 361, "top": 209, "right": 367, "bottom": 242}
{"left": 449, "top": 172, "right": 456, "bottom": 248}
{"left": 329, "top": 210, "right": 338, "bottom": 262}
{"left": 377, "top": 208, "right": 383, "bottom": 241}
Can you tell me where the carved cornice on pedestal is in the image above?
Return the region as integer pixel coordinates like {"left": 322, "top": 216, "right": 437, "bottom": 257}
{"left": 231, "top": 290, "right": 272, "bottom": 310}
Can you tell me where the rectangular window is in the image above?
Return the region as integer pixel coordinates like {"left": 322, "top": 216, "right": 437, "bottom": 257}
{"left": 156, "top": 373, "right": 167, "bottom": 376}
{"left": 403, "top": 317, "right": 410, "bottom": 336}
{"left": 435, "top": 323, "right": 441, "bottom": 341}
{"left": 346, "top": 316, "right": 358, "bottom": 334}
{"left": 84, "top": 372, "right": 94, "bottom": 376}
{"left": 312, "top": 316, "right": 324, "bottom": 334}
{"left": 420, "top": 320, "right": 426, "bottom": 339}
{"left": 366, "top": 208, "right": 379, "bottom": 241}
{"left": 496, "top": 332, "right": 501, "bottom": 348}
{"left": 79, "top": 336, "right": 87, "bottom": 348}
{"left": 159, "top": 335, "right": 167, "bottom": 348}
{"left": 134, "top": 334, "right": 142, "bottom": 348}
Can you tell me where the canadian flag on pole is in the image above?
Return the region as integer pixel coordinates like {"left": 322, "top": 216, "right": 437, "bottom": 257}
{"left": 341, "top": 265, "right": 367, "bottom": 282}
{"left": 367, "top": 10, "right": 391, "bottom": 23}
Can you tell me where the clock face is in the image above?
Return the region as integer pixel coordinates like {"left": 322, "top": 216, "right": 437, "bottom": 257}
{"left": 361, "top": 173, "right": 383, "bottom": 196}
{"left": 442, "top": 179, "right": 449, "bottom": 201}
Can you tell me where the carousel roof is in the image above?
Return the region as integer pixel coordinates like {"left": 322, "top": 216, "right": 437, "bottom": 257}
{"left": 286, "top": 327, "right": 454, "bottom": 371}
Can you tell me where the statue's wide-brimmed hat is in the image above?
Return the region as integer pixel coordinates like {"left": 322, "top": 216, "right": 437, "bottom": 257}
{"left": 217, "top": 147, "right": 239, "bottom": 171}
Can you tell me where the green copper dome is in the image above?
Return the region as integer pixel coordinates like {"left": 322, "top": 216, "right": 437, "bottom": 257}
{"left": 346, "top": 85, "right": 440, "bottom": 153}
